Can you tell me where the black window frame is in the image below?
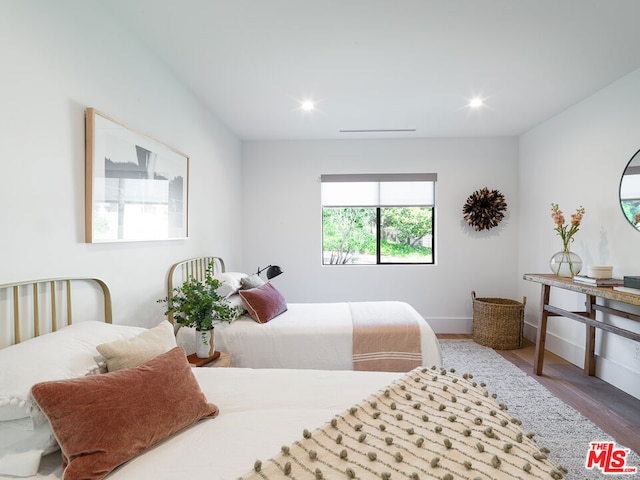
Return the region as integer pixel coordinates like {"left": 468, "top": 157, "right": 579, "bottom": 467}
{"left": 321, "top": 173, "right": 436, "bottom": 266}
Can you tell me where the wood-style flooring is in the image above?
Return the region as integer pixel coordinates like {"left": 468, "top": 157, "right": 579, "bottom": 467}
{"left": 437, "top": 334, "right": 640, "bottom": 455}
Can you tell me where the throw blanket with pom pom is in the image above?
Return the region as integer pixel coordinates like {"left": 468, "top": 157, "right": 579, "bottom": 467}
{"left": 239, "top": 366, "right": 565, "bottom": 480}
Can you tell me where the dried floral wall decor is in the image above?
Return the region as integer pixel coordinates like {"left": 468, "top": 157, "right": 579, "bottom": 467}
{"left": 462, "top": 187, "right": 507, "bottom": 231}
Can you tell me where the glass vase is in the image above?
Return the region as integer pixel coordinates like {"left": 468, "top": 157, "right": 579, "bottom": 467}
{"left": 549, "top": 248, "right": 582, "bottom": 277}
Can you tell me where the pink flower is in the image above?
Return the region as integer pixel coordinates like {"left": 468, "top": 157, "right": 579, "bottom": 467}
{"left": 570, "top": 207, "right": 585, "bottom": 227}
{"left": 551, "top": 203, "right": 585, "bottom": 250}
{"left": 552, "top": 212, "right": 565, "bottom": 227}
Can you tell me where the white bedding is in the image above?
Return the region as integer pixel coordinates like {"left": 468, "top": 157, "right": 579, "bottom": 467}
{"left": 29, "top": 368, "right": 403, "bottom": 480}
{"left": 176, "top": 301, "right": 442, "bottom": 370}
{"left": 24, "top": 366, "right": 564, "bottom": 480}
{"left": 0, "top": 321, "right": 562, "bottom": 480}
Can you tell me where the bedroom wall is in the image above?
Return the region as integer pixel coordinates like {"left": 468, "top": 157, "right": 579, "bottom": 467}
{"left": 518, "top": 67, "right": 640, "bottom": 399}
{"left": 0, "top": 1, "right": 242, "bottom": 328}
{"left": 241, "top": 137, "right": 519, "bottom": 333}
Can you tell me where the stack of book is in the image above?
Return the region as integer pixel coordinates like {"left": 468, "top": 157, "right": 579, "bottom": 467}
{"left": 573, "top": 275, "right": 624, "bottom": 286}
{"left": 612, "top": 276, "right": 640, "bottom": 295}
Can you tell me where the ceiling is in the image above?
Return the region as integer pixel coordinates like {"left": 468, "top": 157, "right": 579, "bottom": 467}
{"left": 104, "top": 0, "right": 640, "bottom": 141}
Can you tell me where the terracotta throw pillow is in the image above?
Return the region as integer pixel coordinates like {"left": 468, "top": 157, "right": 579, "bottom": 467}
{"left": 239, "top": 282, "right": 287, "bottom": 323}
{"left": 30, "top": 347, "right": 219, "bottom": 480}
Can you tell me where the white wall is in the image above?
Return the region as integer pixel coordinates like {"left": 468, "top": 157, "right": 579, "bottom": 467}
{"left": 0, "top": 1, "right": 242, "bottom": 328}
{"left": 6, "top": 0, "right": 637, "bottom": 399}
{"left": 241, "top": 137, "right": 519, "bottom": 333}
{"left": 518, "top": 67, "right": 640, "bottom": 399}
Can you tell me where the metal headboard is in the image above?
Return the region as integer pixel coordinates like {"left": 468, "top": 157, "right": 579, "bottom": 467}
{"left": 0, "top": 277, "right": 112, "bottom": 346}
{"left": 166, "top": 256, "right": 226, "bottom": 324}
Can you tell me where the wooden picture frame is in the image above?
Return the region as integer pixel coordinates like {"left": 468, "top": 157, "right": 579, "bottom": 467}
{"left": 85, "top": 108, "right": 189, "bottom": 243}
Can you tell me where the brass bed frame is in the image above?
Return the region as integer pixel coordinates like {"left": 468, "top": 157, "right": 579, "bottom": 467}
{"left": 0, "top": 277, "right": 112, "bottom": 346}
{"left": 166, "top": 256, "right": 226, "bottom": 324}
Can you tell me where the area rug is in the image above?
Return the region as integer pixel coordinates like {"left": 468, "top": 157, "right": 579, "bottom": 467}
{"left": 439, "top": 339, "right": 640, "bottom": 479}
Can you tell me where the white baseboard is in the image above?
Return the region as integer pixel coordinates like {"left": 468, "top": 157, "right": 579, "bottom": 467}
{"left": 523, "top": 322, "right": 640, "bottom": 400}
{"left": 426, "top": 317, "right": 473, "bottom": 334}
{"left": 596, "top": 356, "right": 640, "bottom": 400}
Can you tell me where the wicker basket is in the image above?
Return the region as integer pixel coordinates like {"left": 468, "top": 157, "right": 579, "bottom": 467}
{"left": 471, "top": 291, "right": 526, "bottom": 350}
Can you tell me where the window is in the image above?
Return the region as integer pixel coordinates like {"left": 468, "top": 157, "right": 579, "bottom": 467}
{"left": 321, "top": 173, "right": 436, "bottom": 265}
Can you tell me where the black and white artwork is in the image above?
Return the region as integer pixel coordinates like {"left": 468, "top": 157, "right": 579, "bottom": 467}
{"left": 85, "top": 109, "right": 189, "bottom": 242}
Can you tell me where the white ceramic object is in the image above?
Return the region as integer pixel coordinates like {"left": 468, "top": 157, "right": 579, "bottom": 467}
{"left": 196, "top": 328, "right": 215, "bottom": 358}
{"left": 587, "top": 265, "right": 613, "bottom": 279}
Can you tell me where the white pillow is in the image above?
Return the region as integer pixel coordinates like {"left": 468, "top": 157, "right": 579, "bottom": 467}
{"left": 96, "top": 321, "right": 177, "bottom": 372}
{"left": 0, "top": 322, "right": 145, "bottom": 423}
{"left": 0, "top": 416, "right": 58, "bottom": 477}
{"left": 212, "top": 272, "right": 248, "bottom": 297}
{"left": 240, "top": 273, "right": 265, "bottom": 290}
{"left": 228, "top": 293, "right": 248, "bottom": 314}
{"left": 0, "top": 322, "right": 147, "bottom": 477}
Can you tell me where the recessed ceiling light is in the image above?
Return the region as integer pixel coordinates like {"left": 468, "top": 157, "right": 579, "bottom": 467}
{"left": 300, "top": 100, "right": 315, "bottom": 111}
{"left": 469, "top": 98, "right": 484, "bottom": 108}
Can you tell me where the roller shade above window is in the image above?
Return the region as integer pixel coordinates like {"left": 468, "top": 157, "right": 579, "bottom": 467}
{"left": 320, "top": 173, "right": 436, "bottom": 207}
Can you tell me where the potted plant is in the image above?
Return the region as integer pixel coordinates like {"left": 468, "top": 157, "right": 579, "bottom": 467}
{"left": 158, "top": 263, "right": 240, "bottom": 358}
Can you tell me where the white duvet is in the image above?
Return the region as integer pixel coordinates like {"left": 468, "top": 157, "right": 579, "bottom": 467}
{"left": 177, "top": 301, "right": 442, "bottom": 370}
{"left": 30, "top": 368, "right": 403, "bottom": 480}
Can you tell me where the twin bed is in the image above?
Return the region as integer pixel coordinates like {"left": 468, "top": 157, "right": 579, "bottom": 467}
{"left": 168, "top": 257, "right": 442, "bottom": 371}
{"left": 0, "top": 274, "right": 565, "bottom": 479}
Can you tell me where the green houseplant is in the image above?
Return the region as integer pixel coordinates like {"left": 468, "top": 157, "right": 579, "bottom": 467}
{"left": 158, "top": 263, "right": 240, "bottom": 357}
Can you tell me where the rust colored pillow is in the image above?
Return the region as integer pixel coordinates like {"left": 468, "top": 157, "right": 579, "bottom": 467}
{"left": 31, "top": 347, "right": 218, "bottom": 480}
{"left": 239, "top": 282, "right": 287, "bottom": 323}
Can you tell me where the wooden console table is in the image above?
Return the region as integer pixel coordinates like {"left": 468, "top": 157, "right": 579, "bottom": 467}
{"left": 523, "top": 273, "right": 640, "bottom": 376}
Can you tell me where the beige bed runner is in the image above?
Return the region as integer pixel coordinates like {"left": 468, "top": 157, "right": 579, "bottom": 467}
{"left": 239, "top": 366, "right": 565, "bottom": 480}
{"left": 350, "top": 302, "right": 422, "bottom": 372}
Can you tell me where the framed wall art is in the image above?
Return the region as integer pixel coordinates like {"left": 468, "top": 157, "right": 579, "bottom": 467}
{"left": 85, "top": 108, "right": 189, "bottom": 243}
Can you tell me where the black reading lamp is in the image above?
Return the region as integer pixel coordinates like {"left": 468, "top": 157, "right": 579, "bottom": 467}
{"left": 256, "top": 264, "right": 283, "bottom": 280}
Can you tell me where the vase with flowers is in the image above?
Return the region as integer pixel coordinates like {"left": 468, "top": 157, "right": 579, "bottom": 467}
{"left": 549, "top": 203, "right": 585, "bottom": 277}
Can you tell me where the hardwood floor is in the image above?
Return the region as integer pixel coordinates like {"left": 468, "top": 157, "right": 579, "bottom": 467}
{"left": 437, "top": 334, "right": 640, "bottom": 454}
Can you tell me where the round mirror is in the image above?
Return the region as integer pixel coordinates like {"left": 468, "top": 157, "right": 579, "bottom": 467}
{"left": 620, "top": 148, "right": 640, "bottom": 230}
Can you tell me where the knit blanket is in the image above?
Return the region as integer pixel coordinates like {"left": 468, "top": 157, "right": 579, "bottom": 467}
{"left": 351, "top": 302, "right": 422, "bottom": 372}
{"left": 239, "top": 366, "right": 566, "bottom": 480}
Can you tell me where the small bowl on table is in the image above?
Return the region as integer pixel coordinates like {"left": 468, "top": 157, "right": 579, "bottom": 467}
{"left": 587, "top": 265, "right": 613, "bottom": 279}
